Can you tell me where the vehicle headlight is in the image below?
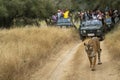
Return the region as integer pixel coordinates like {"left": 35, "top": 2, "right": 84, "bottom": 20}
{"left": 83, "top": 30, "right": 86, "bottom": 33}
{"left": 97, "top": 30, "right": 101, "bottom": 32}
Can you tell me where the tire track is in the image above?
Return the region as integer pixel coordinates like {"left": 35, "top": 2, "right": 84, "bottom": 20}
{"left": 30, "top": 42, "right": 82, "bottom": 80}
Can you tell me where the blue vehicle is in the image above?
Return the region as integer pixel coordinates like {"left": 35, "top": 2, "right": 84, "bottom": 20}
{"left": 57, "top": 18, "right": 75, "bottom": 27}
{"left": 104, "top": 17, "right": 114, "bottom": 30}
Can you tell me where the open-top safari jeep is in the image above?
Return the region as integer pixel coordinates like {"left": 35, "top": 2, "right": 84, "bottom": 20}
{"left": 79, "top": 19, "right": 105, "bottom": 41}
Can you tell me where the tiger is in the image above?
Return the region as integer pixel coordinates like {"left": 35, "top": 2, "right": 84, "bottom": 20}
{"left": 84, "top": 37, "right": 102, "bottom": 71}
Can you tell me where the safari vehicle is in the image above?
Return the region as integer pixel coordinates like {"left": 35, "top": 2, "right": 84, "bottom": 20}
{"left": 57, "top": 18, "right": 74, "bottom": 27}
{"left": 104, "top": 17, "right": 114, "bottom": 30}
{"left": 79, "top": 19, "right": 105, "bottom": 41}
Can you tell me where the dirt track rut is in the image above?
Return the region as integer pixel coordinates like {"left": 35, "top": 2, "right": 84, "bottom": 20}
{"left": 30, "top": 41, "right": 120, "bottom": 80}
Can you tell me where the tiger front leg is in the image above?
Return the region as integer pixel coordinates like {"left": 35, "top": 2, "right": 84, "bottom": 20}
{"left": 98, "top": 51, "right": 102, "bottom": 65}
{"left": 88, "top": 57, "right": 92, "bottom": 68}
{"left": 91, "top": 56, "right": 96, "bottom": 71}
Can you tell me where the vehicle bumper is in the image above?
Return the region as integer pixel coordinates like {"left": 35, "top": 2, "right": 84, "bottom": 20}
{"left": 80, "top": 32, "right": 103, "bottom": 37}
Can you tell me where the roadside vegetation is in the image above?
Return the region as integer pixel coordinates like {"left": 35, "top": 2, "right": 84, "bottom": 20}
{"left": 0, "top": 27, "right": 79, "bottom": 80}
{"left": 105, "top": 23, "right": 120, "bottom": 60}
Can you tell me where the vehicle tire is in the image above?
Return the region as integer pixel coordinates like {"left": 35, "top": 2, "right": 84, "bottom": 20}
{"left": 100, "top": 35, "right": 105, "bottom": 41}
{"left": 80, "top": 35, "right": 85, "bottom": 41}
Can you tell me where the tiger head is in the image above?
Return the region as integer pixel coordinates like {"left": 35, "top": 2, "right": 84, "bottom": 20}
{"left": 84, "top": 43, "right": 95, "bottom": 57}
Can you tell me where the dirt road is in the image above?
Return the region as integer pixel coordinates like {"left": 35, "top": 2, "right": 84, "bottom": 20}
{"left": 30, "top": 41, "right": 120, "bottom": 80}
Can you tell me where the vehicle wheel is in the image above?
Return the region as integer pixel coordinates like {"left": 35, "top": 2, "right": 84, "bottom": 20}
{"left": 100, "top": 36, "right": 105, "bottom": 41}
{"left": 80, "top": 35, "right": 85, "bottom": 41}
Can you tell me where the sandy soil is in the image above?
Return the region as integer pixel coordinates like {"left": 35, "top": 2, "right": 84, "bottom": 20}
{"left": 30, "top": 41, "right": 120, "bottom": 80}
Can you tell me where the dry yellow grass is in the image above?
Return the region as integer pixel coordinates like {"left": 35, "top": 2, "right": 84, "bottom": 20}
{"left": 105, "top": 23, "right": 120, "bottom": 60}
{"left": 0, "top": 26, "right": 79, "bottom": 80}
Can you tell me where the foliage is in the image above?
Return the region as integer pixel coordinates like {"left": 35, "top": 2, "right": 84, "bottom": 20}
{"left": 0, "top": 0, "right": 119, "bottom": 27}
{"left": 0, "top": 0, "right": 56, "bottom": 27}
{"left": 71, "top": 0, "right": 120, "bottom": 11}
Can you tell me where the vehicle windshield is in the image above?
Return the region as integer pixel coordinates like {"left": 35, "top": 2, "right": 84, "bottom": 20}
{"left": 82, "top": 20, "right": 102, "bottom": 27}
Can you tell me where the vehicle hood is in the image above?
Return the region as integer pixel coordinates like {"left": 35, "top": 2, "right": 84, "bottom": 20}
{"left": 80, "top": 26, "right": 101, "bottom": 30}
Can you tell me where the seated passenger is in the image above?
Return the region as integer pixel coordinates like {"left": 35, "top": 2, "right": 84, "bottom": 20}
{"left": 97, "top": 11, "right": 104, "bottom": 20}
{"left": 63, "top": 9, "right": 70, "bottom": 19}
{"left": 52, "top": 13, "right": 57, "bottom": 24}
{"left": 92, "top": 13, "right": 97, "bottom": 20}
{"left": 105, "top": 12, "right": 111, "bottom": 18}
{"left": 57, "top": 9, "right": 63, "bottom": 19}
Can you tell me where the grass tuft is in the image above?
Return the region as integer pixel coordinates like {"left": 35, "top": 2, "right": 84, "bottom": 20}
{"left": 105, "top": 23, "right": 120, "bottom": 60}
{"left": 0, "top": 27, "right": 79, "bottom": 80}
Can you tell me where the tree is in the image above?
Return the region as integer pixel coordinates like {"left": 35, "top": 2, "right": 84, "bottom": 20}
{"left": 0, "top": 0, "right": 119, "bottom": 27}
